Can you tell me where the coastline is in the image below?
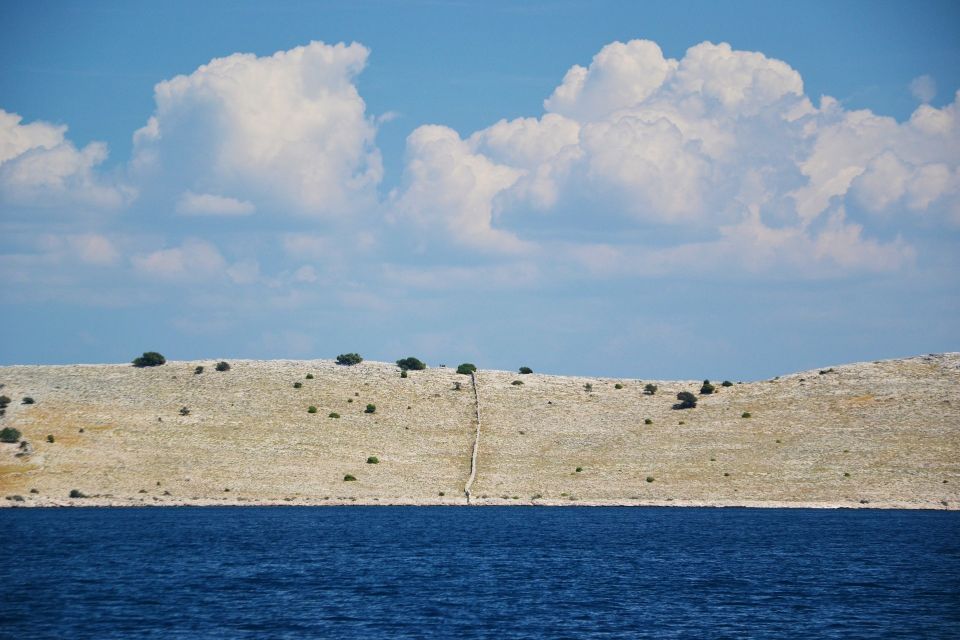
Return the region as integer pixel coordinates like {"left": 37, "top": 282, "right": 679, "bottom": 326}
{"left": 4, "top": 496, "right": 956, "bottom": 510}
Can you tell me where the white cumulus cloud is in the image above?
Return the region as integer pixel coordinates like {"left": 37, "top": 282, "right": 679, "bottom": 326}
{"left": 133, "top": 41, "right": 382, "bottom": 217}
{"left": 0, "top": 109, "right": 133, "bottom": 209}
{"left": 392, "top": 38, "right": 959, "bottom": 270}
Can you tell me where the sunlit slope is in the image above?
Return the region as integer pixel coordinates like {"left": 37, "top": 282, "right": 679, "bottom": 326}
{"left": 1, "top": 354, "right": 958, "bottom": 508}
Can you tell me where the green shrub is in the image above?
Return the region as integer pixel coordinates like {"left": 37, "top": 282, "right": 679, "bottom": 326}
{"left": 305, "top": 373, "right": 314, "bottom": 379}
{"left": 644, "top": 418, "right": 653, "bottom": 425}
{"left": 456, "top": 363, "right": 477, "bottom": 375}
{"left": 343, "top": 474, "right": 357, "bottom": 482}
{"left": 700, "top": 380, "right": 715, "bottom": 395}
{"left": 584, "top": 383, "right": 593, "bottom": 392}
{"left": 22, "top": 397, "right": 35, "bottom": 405}
{"left": 293, "top": 382, "right": 303, "bottom": 389}
{"left": 194, "top": 366, "right": 204, "bottom": 375}
{"left": 336, "top": 353, "right": 363, "bottom": 366}
{"left": 0, "top": 427, "right": 21, "bottom": 443}
{"left": 646, "top": 476, "right": 655, "bottom": 483}
{"left": 519, "top": 366, "right": 533, "bottom": 374}
{"left": 400, "top": 370, "right": 408, "bottom": 378}
{"left": 644, "top": 383, "right": 657, "bottom": 395}
{"left": 511, "top": 380, "right": 524, "bottom": 386}
{"left": 364, "top": 404, "right": 376, "bottom": 414}
{"left": 843, "top": 472, "right": 850, "bottom": 477}
{"left": 614, "top": 383, "right": 623, "bottom": 390}
{"left": 366, "top": 456, "right": 379, "bottom": 464}
{"left": 179, "top": 406, "right": 190, "bottom": 416}
{"left": 347, "top": 398, "right": 353, "bottom": 403}
{"left": 396, "top": 357, "right": 427, "bottom": 371}
{"left": 329, "top": 412, "right": 340, "bottom": 418}
{"left": 741, "top": 412, "right": 752, "bottom": 418}
{"left": 132, "top": 351, "right": 166, "bottom": 367}
{"left": 215, "top": 361, "right": 230, "bottom": 372}
{"left": 308, "top": 406, "right": 318, "bottom": 414}
{"left": 47, "top": 435, "right": 55, "bottom": 443}
{"left": 721, "top": 380, "right": 733, "bottom": 387}
{"left": 0, "top": 395, "right": 10, "bottom": 407}
{"left": 674, "top": 391, "right": 697, "bottom": 409}
{"left": 575, "top": 467, "right": 583, "bottom": 473}
{"left": 69, "top": 489, "right": 87, "bottom": 498}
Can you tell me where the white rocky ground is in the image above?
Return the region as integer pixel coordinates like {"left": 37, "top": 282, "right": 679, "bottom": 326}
{"left": 1, "top": 354, "right": 957, "bottom": 509}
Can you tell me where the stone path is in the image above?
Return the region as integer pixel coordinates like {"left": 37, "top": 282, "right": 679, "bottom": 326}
{"left": 464, "top": 371, "right": 482, "bottom": 504}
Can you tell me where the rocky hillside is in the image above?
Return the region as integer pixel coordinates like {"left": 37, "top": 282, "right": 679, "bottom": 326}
{"left": 1, "top": 354, "right": 958, "bottom": 508}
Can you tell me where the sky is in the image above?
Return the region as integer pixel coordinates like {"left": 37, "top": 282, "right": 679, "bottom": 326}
{"left": 1, "top": 0, "right": 959, "bottom": 380}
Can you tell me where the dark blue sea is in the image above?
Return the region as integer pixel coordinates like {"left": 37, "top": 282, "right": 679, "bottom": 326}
{"left": 1, "top": 507, "right": 958, "bottom": 639}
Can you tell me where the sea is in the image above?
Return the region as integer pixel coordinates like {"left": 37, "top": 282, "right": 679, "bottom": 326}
{"left": 1, "top": 506, "right": 958, "bottom": 639}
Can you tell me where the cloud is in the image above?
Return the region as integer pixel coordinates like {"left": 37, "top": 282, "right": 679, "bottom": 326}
{"left": 131, "top": 238, "right": 227, "bottom": 279}
{"left": 910, "top": 75, "right": 936, "bottom": 103}
{"left": 133, "top": 41, "right": 382, "bottom": 217}
{"left": 392, "top": 39, "right": 958, "bottom": 270}
{"left": 0, "top": 109, "right": 133, "bottom": 208}
{"left": 391, "top": 125, "right": 530, "bottom": 252}
{"left": 176, "top": 191, "right": 255, "bottom": 216}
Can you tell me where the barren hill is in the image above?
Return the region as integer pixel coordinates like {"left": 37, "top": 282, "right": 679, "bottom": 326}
{"left": 1, "top": 354, "right": 958, "bottom": 509}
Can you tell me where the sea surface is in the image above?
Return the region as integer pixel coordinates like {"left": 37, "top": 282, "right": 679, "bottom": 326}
{"left": 1, "top": 506, "right": 958, "bottom": 639}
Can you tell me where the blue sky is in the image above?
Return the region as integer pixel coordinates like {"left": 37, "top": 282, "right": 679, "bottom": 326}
{"left": 1, "top": 0, "right": 958, "bottom": 379}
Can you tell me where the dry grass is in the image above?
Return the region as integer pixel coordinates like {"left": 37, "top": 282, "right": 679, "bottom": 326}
{"left": 1, "top": 354, "right": 957, "bottom": 509}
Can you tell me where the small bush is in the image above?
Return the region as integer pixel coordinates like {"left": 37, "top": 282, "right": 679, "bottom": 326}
{"left": 308, "top": 406, "right": 318, "bottom": 414}
{"left": 336, "top": 353, "right": 363, "bottom": 366}
{"left": 347, "top": 398, "right": 353, "bottom": 403}
{"left": 519, "top": 366, "right": 533, "bottom": 374}
{"left": 584, "top": 383, "right": 593, "bottom": 392}
{"left": 0, "top": 395, "right": 10, "bottom": 408}
{"left": 741, "top": 412, "right": 752, "bottom": 418}
{"left": 575, "top": 467, "right": 583, "bottom": 473}
{"left": 305, "top": 373, "right": 314, "bottom": 379}
{"left": 511, "top": 380, "right": 524, "bottom": 386}
{"left": 46, "top": 435, "right": 55, "bottom": 443}
{"left": 366, "top": 456, "right": 379, "bottom": 464}
{"left": 614, "top": 383, "right": 623, "bottom": 390}
{"left": 22, "top": 397, "right": 35, "bottom": 405}
{"left": 819, "top": 368, "right": 835, "bottom": 375}
{"left": 456, "top": 363, "right": 477, "bottom": 375}
{"left": 179, "top": 406, "right": 190, "bottom": 416}
{"left": 644, "top": 418, "right": 652, "bottom": 425}
{"left": 643, "top": 383, "right": 657, "bottom": 395}
{"left": 343, "top": 474, "right": 357, "bottom": 482}
{"left": 843, "top": 472, "right": 850, "bottom": 477}
{"left": 215, "top": 361, "right": 231, "bottom": 372}
{"left": 439, "top": 491, "right": 445, "bottom": 497}
{"left": 674, "top": 391, "right": 697, "bottom": 409}
{"left": 132, "top": 351, "right": 166, "bottom": 367}
{"left": 646, "top": 476, "right": 655, "bottom": 483}
{"left": 194, "top": 366, "right": 204, "bottom": 375}
{"left": 364, "top": 404, "right": 376, "bottom": 414}
{"left": 721, "top": 380, "right": 733, "bottom": 387}
{"left": 69, "top": 489, "right": 87, "bottom": 498}
{"left": 293, "top": 382, "right": 303, "bottom": 389}
{"left": 400, "top": 370, "right": 408, "bottom": 379}
{"left": 329, "top": 412, "right": 340, "bottom": 418}
{"left": 0, "top": 427, "right": 21, "bottom": 443}
{"left": 700, "top": 380, "right": 715, "bottom": 395}
{"left": 396, "top": 357, "right": 427, "bottom": 371}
